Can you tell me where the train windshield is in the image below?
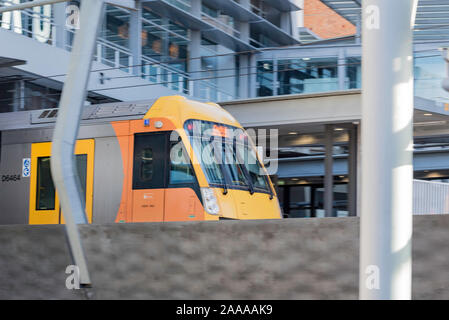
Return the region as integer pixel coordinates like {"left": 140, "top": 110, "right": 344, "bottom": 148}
{"left": 184, "top": 119, "right": 271, "bottom": 193}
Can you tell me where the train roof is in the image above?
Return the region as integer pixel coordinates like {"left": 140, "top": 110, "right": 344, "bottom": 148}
{"left": 0, "top": 96, "right": 240, "bottom": 131}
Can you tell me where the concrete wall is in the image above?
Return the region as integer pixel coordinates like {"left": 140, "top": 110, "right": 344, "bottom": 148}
{"left": 0, "top": 215, "right": 448, "bottom": 299}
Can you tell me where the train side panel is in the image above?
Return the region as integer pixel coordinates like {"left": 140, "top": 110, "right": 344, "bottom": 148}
{"left": 0, "top": 142, "right": 31, "bottom": 224}
{"left": 0, "top": 123, "right": 123, "bottom": 224}
{"left": 92, "top": 136, "right": 124, "bottom": 224}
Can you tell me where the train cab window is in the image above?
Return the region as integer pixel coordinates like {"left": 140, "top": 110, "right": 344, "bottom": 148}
{"left": 36, "top": 157, "right": 55, "bottom": 210}
{"left": 133, "top": 133, "right": 166, "bottom": 189}
{"left": 169, "top": 142, "right": 195, "bottom": 185}
{"left": 140, "top": 148, "right": 154, "bottom": 181}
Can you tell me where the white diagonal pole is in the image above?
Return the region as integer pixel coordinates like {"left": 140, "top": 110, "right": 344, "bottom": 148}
{"left": 360, "top": 0, "right": 418, "bottom": 300}
{"left": 50, "top": 0, "right": 105, "bottom": 286}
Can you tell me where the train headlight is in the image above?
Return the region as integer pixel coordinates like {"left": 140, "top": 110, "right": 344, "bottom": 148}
{"left": 201, "top": 188, "right": 220, "bottom": 215}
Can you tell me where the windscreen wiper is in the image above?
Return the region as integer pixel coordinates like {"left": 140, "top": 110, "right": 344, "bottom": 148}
{"left": 212, "top": 138, "right": 228, "bottom": 195}
{"left": 234, "top": 145, "right": 255, "bottom": 195}
{"left": 218, "top": 163, "right": 229, "bottom": 195}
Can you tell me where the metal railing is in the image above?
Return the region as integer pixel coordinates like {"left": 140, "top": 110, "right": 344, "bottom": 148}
{"left": 413, "top": 179, "right": 449, "bottom": 215}
{"left": 201, "top": 12, "right": 240, "bottom": 38}
{"left": 0, "top": 1, "right": 56, "bottom": 45}
{"left": 141, "top": 56, "right": 189, "bottom": 94}
{"left": 0, "top": 1, "right": 238, "bottom": 101}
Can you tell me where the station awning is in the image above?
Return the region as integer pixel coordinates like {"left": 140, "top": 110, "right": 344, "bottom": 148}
{"left": 320, "top": 0, "right": 449, "bottom": 42}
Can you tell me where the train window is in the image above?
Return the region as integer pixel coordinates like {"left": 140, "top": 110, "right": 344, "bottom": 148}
{"left": 169, "top": 142, "right": 195, "bottom": 184}
{"left": 76, "top": 154, "right": 87, "bottom": 202}
{"left": 140, "top": 148, "right": 153, "bottom": 181}
{"left": 133, "top": 133, "right": 166, "bottom": 189}
{"left": 36, "top": 157, "right": 55, "bottom": 210}
{"left": 36, "top": 155, "right": 88, "bottom": 210}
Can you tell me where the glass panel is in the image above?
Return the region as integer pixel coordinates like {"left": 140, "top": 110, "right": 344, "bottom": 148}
{"left": 346, "top": 57, "right": 361, "bottom": 89}
{"left": 100, "top": 5, "right": 131, "bottom": 49}
{"left": 36, "top": 157, "right": 55, "bottom": 210}
{"left": 141, "top": 8, "right": 189, "bottom": 72}
{"left": 140, "top": 148, "right": 153, "bottom": 181}
{"left": 278, "top": 58, "right": 338, "bottom": 95}
{"left": 76, "top": 154, "right": 87, "bottom": 201}
{"left": 289, "top": 185, "right": 313, "bottom": 218}
{"left": 185, "top": 120, "right": 270, "bottom": 192}
{"left": 169, "top": 143, "right": 195, "bottom": 184}
{"left": 236, "top": 144, "right": 269, "bottom": 190}
{"left": 36, "top": 155, "right": 87, "bottom": 211}
{"left": 257, "top": 61, "right": 274, "bottom": 96}
{"left": 190, "top": 137, "right": 225, "bottom": 185}
{"left": 414, "top": 53, "right": 449, "bottom": 103}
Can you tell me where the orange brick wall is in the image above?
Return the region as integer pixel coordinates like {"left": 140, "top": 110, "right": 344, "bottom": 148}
{"left": 304, "top": 0, "right": 356, "bottom": 39}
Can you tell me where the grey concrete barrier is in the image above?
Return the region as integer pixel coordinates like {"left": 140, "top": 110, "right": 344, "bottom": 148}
{"left": 0, "top": 215, "right": 447, "bottom": 299}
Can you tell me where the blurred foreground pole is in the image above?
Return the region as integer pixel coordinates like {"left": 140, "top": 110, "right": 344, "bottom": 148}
{"left": 50, "top": 0, "right": 105, "bottom": 286}
{"left": 360, "top": 0, "right": 417, "bottom": 299}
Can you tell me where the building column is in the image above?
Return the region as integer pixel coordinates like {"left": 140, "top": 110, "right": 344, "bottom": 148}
{"left": 355, "top": 12, "right": 361, "bottom": 45}
{"left": 324, "top": 124, "right": 334, "bottom": 217}
{"left": 348, "top": 124, "right": 358, "bottom": 216}
{"left": 338, "top": 48, "right": 346, "bottom": 90}
{"left": 280, "top": 12, "right": 291, "bottom": 34}
{"left": 188, "top": 0, "right": 202, "bottom": 98}
{"left": 53, "top": 2, "right": 67, "bottom": 49}
{"left": 188, "top": 30, "right": 202, "bottom": 98}
{"left": 129, "top": 0, "right": 142, "bottom": 75}
{"left": 237, "top": 0, "right": 250, "bottom": 99}
{"left": 238, "top": 54, "right": 249, "bottom": 98}
{"left": 359, "top": 0, "right": 417, "bottom": 300}
{"left": 249, "top": 53, "right": 257, "bottom": 98}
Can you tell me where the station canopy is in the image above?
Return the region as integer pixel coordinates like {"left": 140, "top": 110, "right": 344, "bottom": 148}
{"left": 320, "top": 0, "right": 449, "bottom": 42}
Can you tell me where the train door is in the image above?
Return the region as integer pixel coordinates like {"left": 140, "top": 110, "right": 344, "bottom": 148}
{"left": 164, "top": 135, "right": 204, "bottom": 221}
{"left": 29, "top": 140, "right": 94, "bottom": 224}
{"left": 131, "top": 132, "right": 166, "bottom": 222}
{"left": 130, "top": 131, "right": 204, "bottom": 222}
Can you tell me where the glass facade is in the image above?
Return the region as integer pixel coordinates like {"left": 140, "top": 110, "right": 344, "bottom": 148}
{"left": 2, "top": 0, "right": 448, "bottom": 108}
{"left": 414, "top": 53, "right": 449, "bottom": 103}
{"left": 278, "top": 58, "right": 339, "bottom": 95}
{"left": 346, "top": 57, "right": 361, "bottom": 89}
{"left": 257, "top": 60, "right": 274, "bottom": 96}
{"left": 142, "top": 7, "right": 189, "bottom": 72}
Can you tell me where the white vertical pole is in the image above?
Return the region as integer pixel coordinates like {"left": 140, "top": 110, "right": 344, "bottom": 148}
{"left": 360, "top": 0, "right": 418, "bottom": 300}
{"left": 50, "top": 0, "right": 105, "bottom": 286}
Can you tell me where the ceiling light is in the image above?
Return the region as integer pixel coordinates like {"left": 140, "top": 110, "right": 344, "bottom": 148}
{"left": 288, "top": 132, "right": 298, "bottom": 135}
{"left": 423, "top": 113, "right": 433, "bottom": 116}
{"left": 334, "top": 128, "right": 344, "bottom": 131}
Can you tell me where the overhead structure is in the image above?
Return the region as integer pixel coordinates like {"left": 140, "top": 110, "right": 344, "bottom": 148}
{"left": 320, "top": 0, "right": 449, "bottom": 42}
{"left": 360, "top": 0, "right": 417, "bottom": 300}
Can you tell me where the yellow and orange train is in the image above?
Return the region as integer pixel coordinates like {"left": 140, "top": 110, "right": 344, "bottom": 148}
{"left": 0, "top": 96, "right": 281, "bottom": 225}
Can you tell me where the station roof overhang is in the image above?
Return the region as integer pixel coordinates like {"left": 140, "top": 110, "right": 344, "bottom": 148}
{"left": 320, "top": 0, "right": 449, "bottom": 42}
{"left": 220, "top": 90, "right": 449, "bottom": 142}
{"left": 0, "top": 57, "right": 26, "bottom": 68}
